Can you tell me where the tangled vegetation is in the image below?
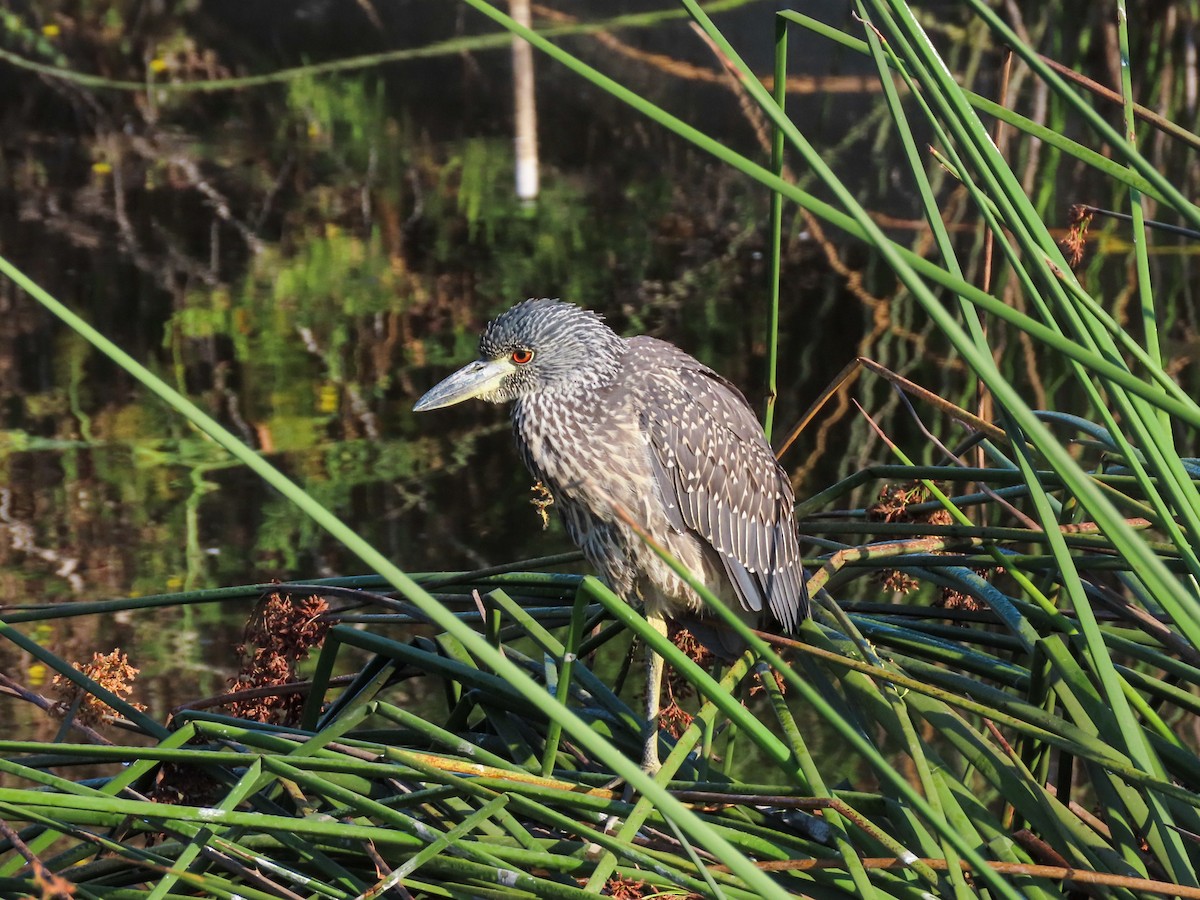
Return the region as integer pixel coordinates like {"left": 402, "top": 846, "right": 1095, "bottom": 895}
{"left": 4, "top": 0, "right": 1200, "bottom": 897}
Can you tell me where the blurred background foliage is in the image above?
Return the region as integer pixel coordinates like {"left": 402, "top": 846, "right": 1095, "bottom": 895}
{"left": 2, "top": 0, "right": 1199, "bottom": 721}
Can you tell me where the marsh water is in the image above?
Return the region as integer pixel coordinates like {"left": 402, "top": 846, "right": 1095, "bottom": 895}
{"left": 2, "top": 0, "right": 1197, "bottom": 726}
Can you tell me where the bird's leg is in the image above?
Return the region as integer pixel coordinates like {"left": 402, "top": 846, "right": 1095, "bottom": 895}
{"left": 642, "top": 611, "right": 668, "bottom": 773}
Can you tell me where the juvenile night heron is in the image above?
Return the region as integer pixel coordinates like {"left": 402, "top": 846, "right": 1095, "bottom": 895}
{"left": 414, "top": 299, "right": 809, "bottom": 768}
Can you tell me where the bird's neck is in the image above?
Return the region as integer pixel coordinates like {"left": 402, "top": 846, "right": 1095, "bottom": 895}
{"left": 512, "top": 375, "right": 606, "bottom": 426}
{"left": 538, "top": 345, "right": 626, "bottom": 400}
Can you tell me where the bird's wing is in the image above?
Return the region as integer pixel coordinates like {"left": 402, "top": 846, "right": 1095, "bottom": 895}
{"left": 633, "top": 338, "right": 808, "bottom": 630}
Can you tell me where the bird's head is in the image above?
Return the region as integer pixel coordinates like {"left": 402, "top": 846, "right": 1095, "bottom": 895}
{"left": 414, "top": 299, "right": 625, "bottom": 411}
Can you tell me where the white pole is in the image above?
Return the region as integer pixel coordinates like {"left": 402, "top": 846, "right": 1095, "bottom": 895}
{"left": 510, "top": 0, "right": 539, "bottom": 203}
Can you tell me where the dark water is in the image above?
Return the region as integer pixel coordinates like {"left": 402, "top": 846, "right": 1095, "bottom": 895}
{"left": 1, "top": 0, "right": 1196, "bottom": 725}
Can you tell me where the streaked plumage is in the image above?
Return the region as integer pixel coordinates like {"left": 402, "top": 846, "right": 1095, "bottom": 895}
{"left": 415, "top": 298, "right": 809, "bottom": 767}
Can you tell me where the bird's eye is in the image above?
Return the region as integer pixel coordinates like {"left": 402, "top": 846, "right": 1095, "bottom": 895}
{"left": 511, "top": 349, "right": 534, "bottom": 365}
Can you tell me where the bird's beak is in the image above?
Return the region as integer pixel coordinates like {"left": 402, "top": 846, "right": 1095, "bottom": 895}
{"left": 413, "top": 357, "right": 516, "bottom": 411}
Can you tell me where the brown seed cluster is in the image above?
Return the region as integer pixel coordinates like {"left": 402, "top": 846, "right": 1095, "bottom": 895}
{"left": 938, "top": 587, "right": 984, "bottom": 611}
{"left": 881, "top": 569, "right": 920, "bottom": 594}
{"left": 605, "top": 875, "right": 647, "bottom": 898}
{"left": 669, "top": 626, "right": 712, "bottom": 668}
{"left": 51, "top": 649, "right": 145, "bottom": 727}
{"left": 657, "top": 698, "right": 694, "bottom": 739}
{"left": 926, "top": 508, "right": 954, "bottom": 526}
{"left": 222, "top": 592, "right": 330, "bottom": 726}
{"left": 868, "top": 480, "right": 933, "bottom": 523}
{"left": 871, "top": 481, "right": 953, "bottom": 595}
{"left": 668, "top": 627, "right": 713, "bottom": 692}
{"left": 648, "top": 626, "right": 715, "bottom": 738}
{"left": 1061, "top": 204, "right": 1093, "bottom": 268}
{"left": 748, "top": 666, "right": 787, "bottom": 698}
{"left": 938, "top": 566, "right": 993, "bottom": 612}
{"left": 601, "top": 874, "right": 699, "bottom": 899}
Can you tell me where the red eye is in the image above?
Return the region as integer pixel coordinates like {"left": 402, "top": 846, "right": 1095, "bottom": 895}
{"left": 511, "top": 349, "right": 533, "bottom": 365}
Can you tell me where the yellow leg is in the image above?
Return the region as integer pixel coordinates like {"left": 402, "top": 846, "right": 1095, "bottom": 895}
{"left": 642, "top": 611, "right": 668, "bottom": 772}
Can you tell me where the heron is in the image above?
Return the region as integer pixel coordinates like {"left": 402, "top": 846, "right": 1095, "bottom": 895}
{"left": 414, "top": 299, "right": 809, "bottom": 769}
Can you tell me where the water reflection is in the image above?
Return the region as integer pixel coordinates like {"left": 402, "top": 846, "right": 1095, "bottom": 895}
{"left": 2, "top": 0, "right": 1196, "bottom": 721}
